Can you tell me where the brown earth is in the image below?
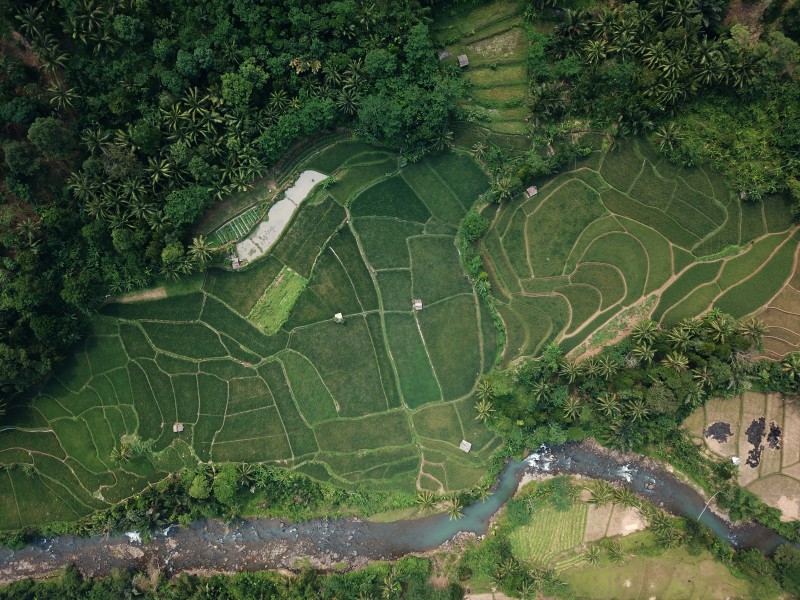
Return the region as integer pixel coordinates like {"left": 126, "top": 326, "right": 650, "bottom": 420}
{"left": 684, "top": 391, "right": 800, "bottom": 521}
{"left": 755, "top": 244, "right": 800, "bottom": 359}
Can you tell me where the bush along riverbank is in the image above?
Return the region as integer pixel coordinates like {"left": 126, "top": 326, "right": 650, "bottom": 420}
{"left": 479, "top": 310, "right": 800, "bottom": 544}
{"left": 449, "top": 476, "right": 800, "bottom": 599}
{"left": 0, "top": 556, "right": 464, "bottom": 600}
{"left": 2, "top": 474, "right": 800, "bottom": 598}
{"left": 0, "top": 445, "right": 513, "bottom": 551}
{"left": 0, "top": 464, "right": 416, "bottom": 549}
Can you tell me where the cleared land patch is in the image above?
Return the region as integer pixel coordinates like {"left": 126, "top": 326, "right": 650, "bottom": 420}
{"left": 684, "top": 391, "right": 800, "bottom": 521}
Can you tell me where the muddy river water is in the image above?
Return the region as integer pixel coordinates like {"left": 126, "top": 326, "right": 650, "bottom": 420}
{"left": 0, "top": 442, "right": 791, "bottom": 583}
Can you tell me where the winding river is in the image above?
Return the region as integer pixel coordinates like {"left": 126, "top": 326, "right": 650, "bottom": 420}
{"left": 0, "top": 442, "right": 791, "bottom": 584}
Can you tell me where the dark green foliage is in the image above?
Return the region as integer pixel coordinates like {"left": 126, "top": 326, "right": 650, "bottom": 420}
{"left": 0, "top": 0, "right": 461, "bottom": 404}
{"left": 0, "top": 557, "right": 460, "bottom": 599}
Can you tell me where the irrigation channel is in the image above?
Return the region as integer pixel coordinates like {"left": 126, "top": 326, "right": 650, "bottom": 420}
{"left": 0, "top": 442, "right": 792, "bottom": 583}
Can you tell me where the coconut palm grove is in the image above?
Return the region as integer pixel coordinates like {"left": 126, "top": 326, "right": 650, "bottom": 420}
{"left": 1, "top": 0, "right": 800, "bottom": 597}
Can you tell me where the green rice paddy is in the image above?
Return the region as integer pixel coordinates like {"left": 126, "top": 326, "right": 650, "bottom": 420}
{"left": 2, "top": 131, "right": 795, "bottom": 532}
{"left": 481, "top": 136, "right": 798, "bottom": 362}
{"left": 433, "top": 0, "right": 531, "bottom": 141}
{"left": 0, "top": 143, "right": 499, "bottom": 530}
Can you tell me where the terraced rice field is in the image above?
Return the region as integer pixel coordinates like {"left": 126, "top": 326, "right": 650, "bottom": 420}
{"left": 433, "top": 0, "right": 531, "bottom": 140}
{"left": 754, "top": 245, "right": 800, "bottom": 359}
{"left": 481, "top": 136, "right": 799, "bottom": 363}
{"left": 0, "top": 143, "right": 500, "bottom": 530}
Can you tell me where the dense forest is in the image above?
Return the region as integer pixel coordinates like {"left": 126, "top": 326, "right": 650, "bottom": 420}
{"left": 0, "top": 0, "right": 460, "bottom": 403}
{"left": 526, "top": 0, "right": 800, "bottom": 202}
{"left": 2, "top": 0, "right": 799, "bottom": 407}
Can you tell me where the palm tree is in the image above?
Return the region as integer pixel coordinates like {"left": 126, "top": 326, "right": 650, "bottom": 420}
{"left": 471, "top": 141, "right": 488, "bottom": 161}
{"left": 335, "top": 87, "right": 360, "bottom": 116}
{"left": 782, "top": 353, "right": 800, "bottom": 381}
{"left": 189, "top": 236, "right": 213, "bottom": 265}
{"left": 662, "top": 351, "right": 689, "bottom": 371}
{"left": 631, "top": 342, "right": 655, "bottom": 365}
{"left": 474, "top": 398, "right": 495, "bottom": 422}
{"left": 491, "top": 175, "right": 514, "bottom": 203}
{"left": 15, "top": 6, "right": 44, "bottom": 39}
{"left": 626, "top": 398, "right": 650, "bottom": 422}
{"left": 683, "top": 383, "right": 705, "bottom": 408}
{"left": 48, "top": 82, "right": 80, "bottom": 111}
{"left": 584, "top": 544, "right": 601, "bottom": 565}
{"left": 655, "top": 123, "right": 684, "bottom": 155}
{"left": 613, "top": 487, "right": 638, "bottom": 507}
{"left": 631, "top": 320, "right": 659, "bottom": 345}
{"left": 80, "top": 127, "right": 112, "bottom": 154}
{"left": 563, "top": 395, "right": 582, "bottom": 421}
{"left": 447, "top": 498, "right": 464, "bottom": 520}
{"left": 705, "top": 311, "right": 734, "bottom": 343}
{"left": 665, "top": 326, "right": 691, "bottom": 351}
{"left": 738, "top": 318, "right": 766, "bottom": 346}
{"left": 476, "top": 379, "right": 495, "bottom": 401}
{"left": 590, "top": 481, "right": 614, "bottom": 505}
{"left": 665, "top": 0, "right": 700, "bottom": 27}
{"left": 583, "top": 39, "right": 607, "bottom": 65}
{"left": 598, "top": 355, "right": 619, "bottom": 380}
{"left": 67, "top": 171, "right": 99, "bottom": 203}
{"left": 692, "top": 365, "right": 712, "bottom": 387}
{"left": 596, "top": 392, "right": 619, "bottom": 417}
{"left": 558, "top": 360, "right": 580, "bottom": 383}
{"left": 581, "top": 357, "right": 601, "bottom": 378}
{"left": 476, "top": 483, "right": 491, "bottom": 502}
{"left": 110, "top": 445, "right": 131, "bottom": 464}
{"left": 606, "top": 541, "right": 623, "bottom": 563}
{"left": 181, "top": 86, "right": 211, "bottom": 119}
{"left": 530, "top": 380, "right": 550, "bottom": 403}
{"left": 146, "top": 157, "right": 174, "bottom": 188}
{"left": 415, "top": 490, "right": 436, "bottom": 511}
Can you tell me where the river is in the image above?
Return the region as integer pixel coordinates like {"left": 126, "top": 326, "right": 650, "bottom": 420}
{"left": 0, "top": 441, "right": 791, "bottom": 584}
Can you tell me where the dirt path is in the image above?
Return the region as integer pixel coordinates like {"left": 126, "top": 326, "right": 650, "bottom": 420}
{"left": 113, "top": 288, "right": 168, "bottom": 303}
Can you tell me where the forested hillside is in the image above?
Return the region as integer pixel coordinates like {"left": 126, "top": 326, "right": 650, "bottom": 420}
{"left": 0, "top": 0, "right": 459, "bottom": 402}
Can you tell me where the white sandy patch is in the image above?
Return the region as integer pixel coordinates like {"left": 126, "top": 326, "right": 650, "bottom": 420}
{"left": 235, "top": 170, "right": 326, "bottom": 261}
{"left": 285, "top": 170, "right": 326, "bottom": 203}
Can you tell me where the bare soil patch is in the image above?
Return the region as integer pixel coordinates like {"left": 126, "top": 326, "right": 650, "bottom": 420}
{"left": 467, "top": 28, "right": 525, "bottom": 59}
{"left": 685, "top": 391, "right": 800, "bottom": 519}
{"left": 755, "top": 245, "right": 800, "bottom": 358}
{"left": 114, "top": 288, "right": 168, "bottom": 303}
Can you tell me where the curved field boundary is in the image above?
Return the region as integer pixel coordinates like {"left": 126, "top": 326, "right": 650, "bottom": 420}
{"left": 0, "top": 144, "right": 502, "bottom": 531}
{"left": 481, "top": 136, "right": 798, "bottom": 365}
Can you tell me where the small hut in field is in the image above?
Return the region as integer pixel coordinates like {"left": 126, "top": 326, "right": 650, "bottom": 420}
{"left": 458, "top": 54, "right": 469, "bottom": 68}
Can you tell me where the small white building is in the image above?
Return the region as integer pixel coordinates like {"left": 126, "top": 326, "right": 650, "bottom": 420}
{"left": 172, "top": 423, "right": 184, "bottom": 433}
{"left": 526, "top": 186, "right": 538, "bottom": 198}
{"left": 458, "top": 54, "right": 469, "bottom": 68}
{"left": 459, "top": 440, "right": 472, "bottom": 453}
{"left": 334, "top": 312, "right": 344, "bottom": 324}
{"left": 230, "top": 254, "right": 241, "bottom": 270}
{"left": 413, "top": 298, "right": 423, "bottom": 311}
